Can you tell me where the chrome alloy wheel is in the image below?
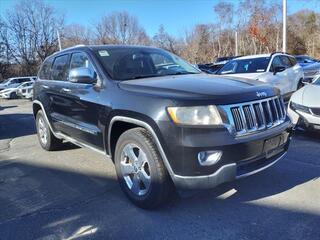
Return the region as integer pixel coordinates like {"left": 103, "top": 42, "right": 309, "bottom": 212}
{"left": 120, "top": 143, "right": 151, "bottom": 196}
{"left": 38, "top": 117, "right": 48, "bottom": 145}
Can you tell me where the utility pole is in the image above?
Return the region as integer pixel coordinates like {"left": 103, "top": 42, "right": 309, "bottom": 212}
{"left": 282, "top": 0, "right": 287, "bottom": 52}
{"left": 235, "top": 31, "right": 238, "bottom": 56}
{"left": 57, "top": 30, "right": 62, "bottom": 51}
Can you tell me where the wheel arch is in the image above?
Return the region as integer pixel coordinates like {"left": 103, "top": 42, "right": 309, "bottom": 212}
{"left": 107, "top": 116, "right": 175, "bottom": 178}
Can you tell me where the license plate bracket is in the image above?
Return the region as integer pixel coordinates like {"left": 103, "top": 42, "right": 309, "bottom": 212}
{"left": 264, "top": 135, "right": 282, "bottom": 158}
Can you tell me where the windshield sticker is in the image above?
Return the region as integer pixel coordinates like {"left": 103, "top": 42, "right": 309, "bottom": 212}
{"left": 99, "top": 50, "right": 110, "bottom": 57}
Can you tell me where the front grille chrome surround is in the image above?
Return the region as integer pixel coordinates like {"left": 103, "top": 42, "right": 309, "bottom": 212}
{"left": 220, "top": 96, "right": 286, "bottom": 136}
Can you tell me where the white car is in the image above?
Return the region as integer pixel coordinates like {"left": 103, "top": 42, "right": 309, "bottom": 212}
{"left": 288, "top": 75, "right": 320, "bottom": 131}
{"left": 0, "top": 81, "right": 34, "bottom": 99}
{"left": 216, "top": 53, "right": 304, "bottom": 100}
{"left": 16, "top": 81, "right": 34, "bottom": 99}
{"left": 0, "top": 76, "right": 36, "bottom": 91}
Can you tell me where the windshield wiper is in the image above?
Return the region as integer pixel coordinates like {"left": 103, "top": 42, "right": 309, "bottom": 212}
{"left": 166, "top": 71, "right": 198, "bottom": 76}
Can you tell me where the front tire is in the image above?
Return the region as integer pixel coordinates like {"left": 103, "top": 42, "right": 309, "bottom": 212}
{"left": 9, "top": 92, "right": 17, "bottom": 99}
{"left": 114, "top": 128, "right": 173, "bottom": 209}
{"left": 36, "top": 110, "right": 63, "bottom": 151}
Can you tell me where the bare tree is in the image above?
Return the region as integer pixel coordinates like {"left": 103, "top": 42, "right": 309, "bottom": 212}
{"left": 1, "top": 0, "right": 63, "bottom": 76}
{"left": 95, "top": 11, "right": 150, "bottom": 45}
{"left": 152, "top": 25, "right": 180, "bottom": 54}
{"left": 62, "top": 24, "right": 93, "bottom": 48}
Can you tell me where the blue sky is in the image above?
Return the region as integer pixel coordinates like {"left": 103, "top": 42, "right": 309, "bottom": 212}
{"left": 1, "top": 0, "right": 319, "bottom": 36}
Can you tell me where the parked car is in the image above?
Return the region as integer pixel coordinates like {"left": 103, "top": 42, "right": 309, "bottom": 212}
{"left": 216, "top": 53, "right": 304, "bottom": 100}
{"left": 288, "top": 75, "right": 320, "bottom": 131}
{"left": 0, "top": 76, "right": 36, "bottom": 91}
{"left": 198, "top": 56, "right": 240, "bottom": 74}
{"left": 16, "top": 81, "right": 35, "bottom": 99}
{"left": 33, "top": 45, "right": 292, "bottom": 208}
{"left": 0, "top": 80, "right": 35, "bottom": 99}
{"left": 295, "top": 55, "right": 319, "bottom": 67}
{"left": 301, "top": 62, "right": 320, "bottom": 84}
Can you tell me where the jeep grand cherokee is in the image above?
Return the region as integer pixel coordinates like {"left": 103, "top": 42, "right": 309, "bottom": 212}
{"left": 33, "top": 45, "right": 292, "bottom": 208}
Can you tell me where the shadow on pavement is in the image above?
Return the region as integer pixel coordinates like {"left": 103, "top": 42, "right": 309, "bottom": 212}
{"left": 0, "top": 113, "right": 36, "bottom": 140}
{"left": 0, "top": 158, "right": 319, "bottom": 240}
{"left": 0, "top": 105, "right": 17, "bottom": 111}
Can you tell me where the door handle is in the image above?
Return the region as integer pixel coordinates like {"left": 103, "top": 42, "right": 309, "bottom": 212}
{"left": 61, "top": 88, "right": 71, "bottom": 93}
{"left": 42, "top": 85, "right": 49, "bottom": 89}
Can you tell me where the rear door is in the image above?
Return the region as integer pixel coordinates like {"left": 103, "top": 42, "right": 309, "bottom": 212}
{"left": 280, "top": 55, "right": 297, "bottom": 93}
{"left": 46, "top": 54, "right": 73, "bottom": 133}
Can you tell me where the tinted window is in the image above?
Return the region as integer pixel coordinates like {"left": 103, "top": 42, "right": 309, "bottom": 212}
{"left": 280, "top": 56, "right": 292, "bottom": 68}
{"left": 95, "top": 47, "right": 200, "bottom": 80}
{"left": 270, "top": 56, "right": 284, "bottom": 72}
{"left": 70, "top": 52, "right": 93, "bottom": 70}
{"left": 51, "top": 55, "right": 70, "bottom": 81}
{"left": 18, "top": 78, "right": 30, "bottom": 83}
{"left": 289, "top": 56, "right": 297, "bottom": 66}
{"left": 39, "top": 58, "right": 53, "bottom": 80}
{"left": 218, "top": 57, "right": 270, "bottom": 74}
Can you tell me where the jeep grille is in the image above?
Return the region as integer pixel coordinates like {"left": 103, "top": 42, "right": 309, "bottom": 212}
{"left": 222, "top": 96, "right": 286, "bottom": 136}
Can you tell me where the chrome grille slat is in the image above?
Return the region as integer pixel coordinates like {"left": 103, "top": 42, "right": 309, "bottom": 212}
{"left": 222, "top": 96, "right": 286, "bottom": 137}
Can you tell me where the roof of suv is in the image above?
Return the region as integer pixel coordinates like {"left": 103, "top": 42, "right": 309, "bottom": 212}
{"left": 235, "top": 53, "right": 292, "bottom": 60}
{"left": 56, "top": 44, "right": 160, "bottom": 55}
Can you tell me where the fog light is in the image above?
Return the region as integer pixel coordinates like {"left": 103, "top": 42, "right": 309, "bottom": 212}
{"left": 198, "top": 151, "right": 223, "bottom": 166}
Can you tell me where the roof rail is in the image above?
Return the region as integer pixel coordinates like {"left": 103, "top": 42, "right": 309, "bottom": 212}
{"left": 270, "top": 51, "right": 290, "bottom": 56}
{"left": 60, "top": 44, "right": 86, "bottom": 51}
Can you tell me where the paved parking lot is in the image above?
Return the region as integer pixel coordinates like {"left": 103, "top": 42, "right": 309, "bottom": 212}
{"left": 0, "top": 99, "right": 319, "bottom": 240}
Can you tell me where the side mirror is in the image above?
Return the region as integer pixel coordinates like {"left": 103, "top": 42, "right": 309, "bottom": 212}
{"left": 273, "top": 66, "right": 286, "bottom": 75}
{"left": 69, "top": 67, "right": 96, "bottom": 84}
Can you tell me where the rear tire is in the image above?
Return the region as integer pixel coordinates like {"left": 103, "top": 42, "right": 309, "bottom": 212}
{"left": 36, "top": 110, "right": 63, "bottom": 151}
{"left": 114, "top": 127, "right": 173, "bottom": 209}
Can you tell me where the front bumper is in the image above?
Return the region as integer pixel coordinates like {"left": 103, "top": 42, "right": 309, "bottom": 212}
{"left": 162, "top": 121, "right": 292, "bottom": 189}
{"left": 173, "top": 151, "right": 287, "bottom": 189}
{"left": 0, "top": 92, "right": 11, "bottom": 98}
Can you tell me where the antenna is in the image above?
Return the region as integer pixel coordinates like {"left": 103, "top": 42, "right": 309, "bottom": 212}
{"left": 57, "top": 30, "right": 62, "bottom": 51}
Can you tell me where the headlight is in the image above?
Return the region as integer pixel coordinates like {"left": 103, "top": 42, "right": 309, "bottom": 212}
{"left": 290, "top": 102, "right": 310, "bottom": 113}
{"left": 167, "top": 105, "right": 222, "bottom": 125}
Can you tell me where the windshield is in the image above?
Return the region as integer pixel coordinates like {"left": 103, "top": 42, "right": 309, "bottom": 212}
{"left": 313, "top": 76, "right": 320, "bottom": 85}
{"left": 95, "top": 47, "right": 200, "bottom": 80}
{"left": 1, "top": 79, "right": 10, "bottom": 84}
{"left": 218, "top": 57, "right": 270, "bottom": 74}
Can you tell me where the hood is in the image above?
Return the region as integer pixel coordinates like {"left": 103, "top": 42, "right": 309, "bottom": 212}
{"left": 303, "top": 62, "right": 320, "bottom": 71}
{"left": 0, "top": 87, "right": 15, "bottom": 92}
{"left": 119, "top": 73, "right": 278, "bottom": 104}
{"left": 302, "top": 84, "right": 320, "bottom": 107}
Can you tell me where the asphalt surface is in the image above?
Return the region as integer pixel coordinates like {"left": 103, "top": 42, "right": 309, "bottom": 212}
{"left": 0, "top": 99, "right": 319, "bottom": 240}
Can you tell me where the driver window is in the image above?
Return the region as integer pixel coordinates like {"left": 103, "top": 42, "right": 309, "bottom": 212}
{"left": 70, "top": 52, "right": 94, "bottom": 71}
{"left": 70, "top": 52, "right": 97, "bottom": 81}
{"left": 270, "top": 56, "right": 283, "bottom": 72}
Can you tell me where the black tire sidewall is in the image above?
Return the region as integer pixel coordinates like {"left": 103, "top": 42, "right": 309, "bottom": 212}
{"left": 114, "top": 129, "right": 168, "bottom": 207}
{"left": 36, "top": 111, "right": 51, "bottom": 150}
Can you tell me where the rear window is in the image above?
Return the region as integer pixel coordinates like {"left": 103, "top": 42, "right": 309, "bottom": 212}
{"left": 39, "top": 58, "right": 53, "bottom": 80}
{"left": 218, "top": 57, "right": 270, "bottom": 74}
